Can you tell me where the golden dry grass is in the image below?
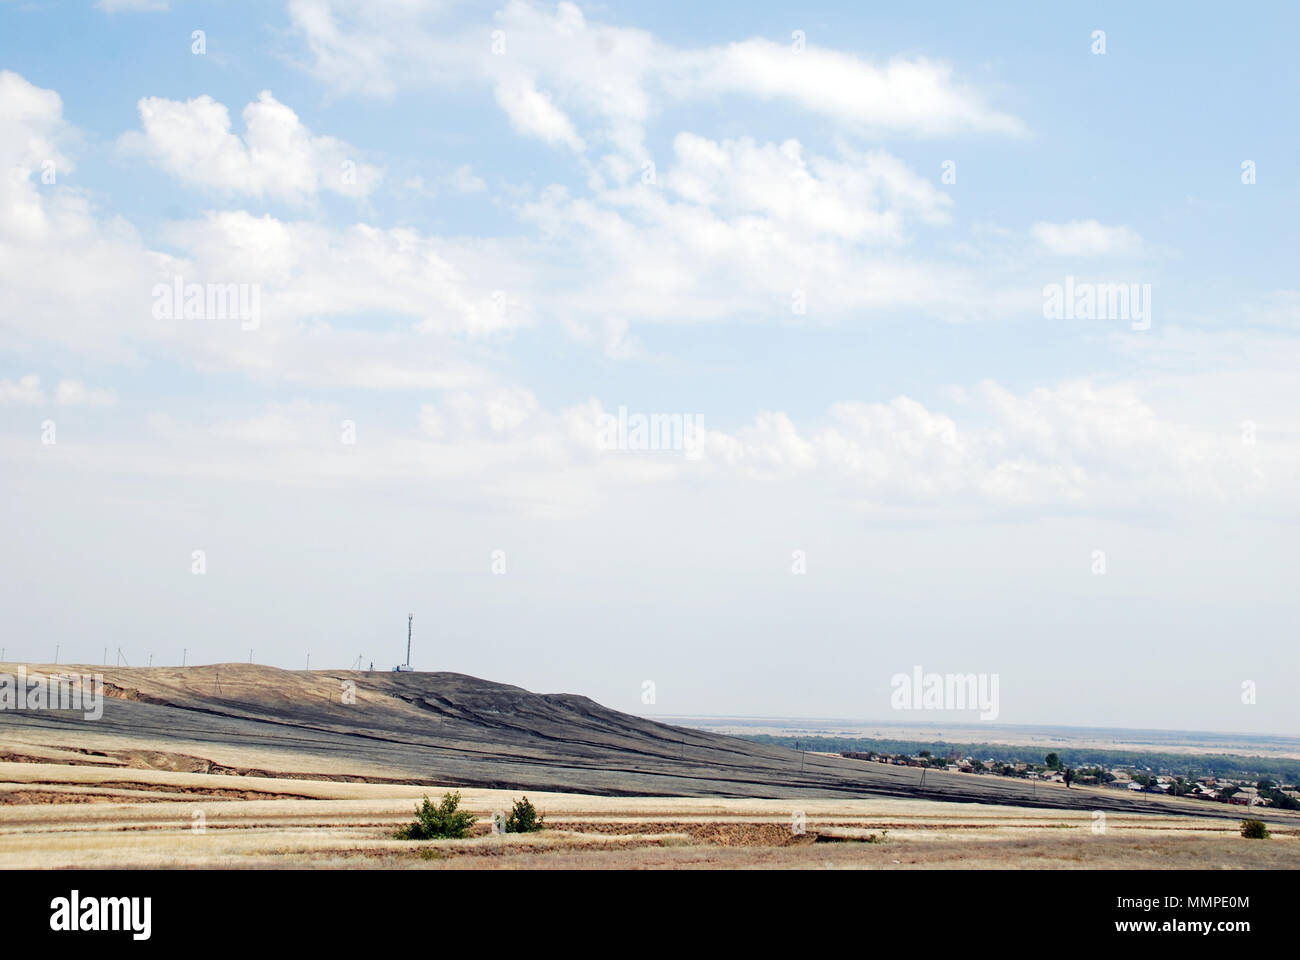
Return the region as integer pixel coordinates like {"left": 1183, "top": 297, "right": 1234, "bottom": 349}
{"left": 0, "top": 758, "right": 1294, "bottom": 869}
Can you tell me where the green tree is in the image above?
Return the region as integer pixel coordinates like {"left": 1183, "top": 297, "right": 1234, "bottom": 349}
{"left": 395, "top": 791, "right": 477, "bottom": 840}
{"left": 1240, "top": 819, "right": 1268, "bottom": 839}
{"left": 504, "top": 796, "right": 545, "bottom": 833}
{"left": 1045, "top": 752, "right": 1060, "bottom": 770}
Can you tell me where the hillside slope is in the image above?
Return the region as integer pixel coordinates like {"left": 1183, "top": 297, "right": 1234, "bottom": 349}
{"left": 1, "top": 663, "right": 1293, "bottom": 824}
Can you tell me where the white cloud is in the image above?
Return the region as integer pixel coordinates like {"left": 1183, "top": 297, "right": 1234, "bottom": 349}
{"left": 0, "top": 72, "right": 528, "bottom": 388}
{"left": 0, "top": 73, "right": 160, "bottom": 361}
{"left": 493, "top": 75, "right": 585, "bottom": 151}
{"left": 516, "top": 132, "right": 984, "bottom": 326}
{"left": 6, "top": 375, "right": 1284, "bottom": 514}
{"left": 55, "top": 380, "right": 117, "bottom": 407}
{"left": 666, "top": 134, "right": 951, "bottom": 241}
{"left": 1031, "top": 219, "right": 1143, "bottom": 257}
{"left": 0, "top": 70, "right": 74, "bottom": 241}
{"left": 0, "top": 67, "right": 1017, "bottom": 408}
{"left": 162, "top": 210, "right": 529, "bottom": 337}
{"left": 287, "top": 0, "right": 1025, "bottom": 157}
{"left": 672, "top": 39, "right": 1025, "bottom": 137}
{"left": 0, "top": 374, "right": 44, "bottom": 406}
{"left": 119, "top": 90, "right": 383, "bottom": 201}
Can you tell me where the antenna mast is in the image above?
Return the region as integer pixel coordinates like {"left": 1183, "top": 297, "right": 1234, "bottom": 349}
{"left": 407, "top": 614, "right": 413, "bottom": 669}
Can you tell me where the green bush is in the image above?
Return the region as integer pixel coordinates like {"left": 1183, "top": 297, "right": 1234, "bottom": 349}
{"left": 504, "top": 796, "right": 545, "bottom": 833}
{"left": 1240, "top": 818, "right": 1269, "bottom": 839}
{"left": 395, "top": 792, "right": 477, "bottom": 840}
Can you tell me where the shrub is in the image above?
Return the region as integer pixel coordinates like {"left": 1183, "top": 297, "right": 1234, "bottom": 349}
{"left": 395, "top": 792, "right": 477, "bottom": 840}
{"left": 504, "top": 796, "right": 545, "bottom": 833}
{"left": 1240, "top": 818, "right": 1269, "bottom": 839}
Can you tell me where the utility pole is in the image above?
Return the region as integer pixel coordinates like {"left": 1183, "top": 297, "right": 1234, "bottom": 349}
{"left": 407, "top": 613, "right": 413, "bottom": 669}
{"left": 182, "top": 648, "right": 186, "bottom": 667}
{"left": 54, "top": 645, "right": 58, "bottom": 664}
{"left": 306, "top": 653, "right": 310, "bottom": 670}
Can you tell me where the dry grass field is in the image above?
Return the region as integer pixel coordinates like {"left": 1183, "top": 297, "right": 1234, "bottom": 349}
{"left": 1, "top": 754, "right": 1296, "bottom": 869}
{"left": 2, "top": 665, "right": 1297, "bottom": 869}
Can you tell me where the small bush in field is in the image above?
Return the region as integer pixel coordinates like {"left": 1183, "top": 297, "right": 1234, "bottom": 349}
{"left": 504, "top": 796, "right": 545, "bottom": 833}
{"left": 1240, "top": 818, "right": 1268, "bottom": 839}
{"left": 395, "top": 792, "right": 476, "bottom": 840}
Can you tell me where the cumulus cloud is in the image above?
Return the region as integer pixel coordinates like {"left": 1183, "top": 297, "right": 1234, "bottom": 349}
{"left": 666, "top": 134, "right": 951, "bottom": 241}
{"left": 671, "top": 40, "right": 1025, "bottom": 137}
{"left": 515, "top": 131, "right": 984, "bottom": 326}
{"left": 493, "top": 75, "right": 585, "bottom": 151}
{"left": 119, "top": 90, "right": 383, "bottom": 201}
{"left": 0, "top": 374, "right": 44, "bottom": 406}
{"left": 161, "top": 210, "right": 528, "bottom": 338}
{"left": 0, "top": 72, "right": 160, "bottom": 360}
{"left": 287, "top": 0, "right": 1025, "bottom": 158}
{"left": 697, "top": 381, "right": 1257, "bottom": 508}
{"left": 0, "top": 70, "right": 75, "bottom": 240}
{"left": 1031, "top": 219, "right": 1143, "bottom": 257}
{"left": 0, "top": 72, "right": 522, "bottom": 388}
{"left": 7, "top": 376, "right": 1282, "bottom": 515}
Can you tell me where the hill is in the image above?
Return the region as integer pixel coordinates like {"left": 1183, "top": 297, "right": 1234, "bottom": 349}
{"left": 0, "top": 663, "right": 1292, "bottom": 825}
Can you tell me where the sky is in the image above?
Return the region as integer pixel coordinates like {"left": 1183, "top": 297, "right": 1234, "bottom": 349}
{"left": 1, "top": 0, "right": 1297, "bottom": 736}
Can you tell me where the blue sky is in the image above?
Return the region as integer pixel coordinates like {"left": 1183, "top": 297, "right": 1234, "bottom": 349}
{"left": 1, "top": 1, "right": 1297, "bottom": 735}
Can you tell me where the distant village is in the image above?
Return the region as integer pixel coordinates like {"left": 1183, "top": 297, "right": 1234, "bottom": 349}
{"left": 840, "top": 749, "right": 1300, "bottom": 809}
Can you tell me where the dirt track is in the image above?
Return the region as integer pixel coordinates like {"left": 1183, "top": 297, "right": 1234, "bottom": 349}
{"left": 1, "top": 663, "right": 1294, "bottom": 827}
